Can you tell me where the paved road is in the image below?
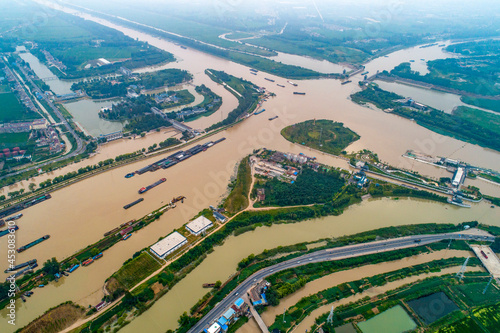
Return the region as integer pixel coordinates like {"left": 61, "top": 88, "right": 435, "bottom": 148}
{"left": 189, "top": 230, "right": 494, "bottom": 333}
{"left": 0, "top": 63, "right": 85, "bottom": 180}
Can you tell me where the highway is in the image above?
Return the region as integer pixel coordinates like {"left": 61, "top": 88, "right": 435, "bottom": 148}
{"left": 188, "top": 229, "right": 495, "bottom": 333}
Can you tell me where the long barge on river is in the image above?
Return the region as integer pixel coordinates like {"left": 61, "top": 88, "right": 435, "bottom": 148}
{"left": 123, "top": 198, "right": 144, "bottom": 209}
{"left": 139, "top": 178, "right": 166, "bottom": 194}
{"left": 4, "top": 259, "right": 37, "bottom": 273}
{"left": 0, "top": 225, "right": 19, "bottom": 237}
{"left": 17, "top": 235, "right": 50, "bottom": 253}
{"left": 134, "top": 138, "right": 226, "bottom": 176}
{"left": 0, "top": 194, "right": 52, "bottom": 219}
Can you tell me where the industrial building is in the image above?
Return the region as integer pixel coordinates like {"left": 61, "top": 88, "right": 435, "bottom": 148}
{"left": 150, "top": 231, "right": 187, "bottom": 259}
{"left": 186, "top": 216, "right": 213, "bottom": 236}
{"left": 213, "top": 211, "right": 227, "bottom": 223}
{"left": 452, "top": 167, "right": 465, "bottom": 187}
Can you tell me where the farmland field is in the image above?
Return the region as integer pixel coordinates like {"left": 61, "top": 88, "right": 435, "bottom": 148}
{"left": 0, "top": 93, "right": 39, "bottom": 122}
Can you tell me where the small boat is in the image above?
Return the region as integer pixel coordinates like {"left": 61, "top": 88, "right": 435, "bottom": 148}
{"left": 122, "top": 234, "right": 132, "bottom": 241}
{"left": 269, "top": 116, "right": 278, "bottom": 121}
{"left": 277, "top": 84, "right": 285, "bottom": 87}
{"left": 125, "top": 173, "right": 135, "bottom": 178}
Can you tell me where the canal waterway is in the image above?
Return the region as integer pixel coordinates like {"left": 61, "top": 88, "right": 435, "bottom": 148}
{"left": 1, "top": 3, "right": 499, "bottom": 331}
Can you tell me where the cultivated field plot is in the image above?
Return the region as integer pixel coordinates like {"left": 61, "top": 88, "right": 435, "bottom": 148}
{"left": 407, "top": 292, "right": 459, "bottom": 325}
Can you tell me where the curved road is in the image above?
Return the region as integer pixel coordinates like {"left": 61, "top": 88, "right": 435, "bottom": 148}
{"left": 188, "top": 229, "right": 494, "bottom": 333}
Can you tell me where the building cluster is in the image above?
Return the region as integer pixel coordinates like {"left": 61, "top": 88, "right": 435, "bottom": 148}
{"left": 251, "top": 155, "right": 299, "bottom": 183}
{"left": 98, "top": 131, "right": 123, "bottom": 142}
{"left": 205, "top": 298, "right": 248, "bottom": 333}
{"left": 353, "top": 171, "right": 369, "bottom": 188}
{"left": 0, "top": 147, "right": 28, "bottom": 160}
{"left": 149, "top": 213, "right": 226, "bottom": 260}
{"left": 154, "top": 92, "right": 179, "bottom": 104}
{"left": 33, "top": 126, "right": 64, "bottom": 154}
{"left": 395, "top": 97, "right": 428, "bottom": 111}
{"left": 248, "top": 280, "right": 270, "bottom": 306}
{"left": 41, "top": 50, "right": 67, "bottom": 71}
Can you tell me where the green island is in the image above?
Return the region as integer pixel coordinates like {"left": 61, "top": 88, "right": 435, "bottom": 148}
{"left": 351, "top": 84, "right": 500, "bottom": 152}
{"left": 205, "top": 69, "right": 264, "bottom": 131}
{"left": 281, "top": 119, "right": 360, "bottom": 155}
{"left": 71, "top": 68, "right": 192, "bottom": 99}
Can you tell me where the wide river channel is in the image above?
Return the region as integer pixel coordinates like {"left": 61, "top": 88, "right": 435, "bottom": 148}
{"left": 0, "top": 4, "right": 499, "bottom": 332}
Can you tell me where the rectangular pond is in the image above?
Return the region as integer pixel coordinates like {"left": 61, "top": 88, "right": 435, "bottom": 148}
{"left": 357, "top": 305, "right": 417, "bottom": 333}
{"left": 408, "top": 291, "right": 458, "bottom": 325}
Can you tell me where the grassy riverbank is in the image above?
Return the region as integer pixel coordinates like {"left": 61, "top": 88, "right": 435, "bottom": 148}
{"left": 223, "top": 156, "right": 252, "bottom": 214}
{"left": 351, "top": 85, "right": 500, "bottom": 152}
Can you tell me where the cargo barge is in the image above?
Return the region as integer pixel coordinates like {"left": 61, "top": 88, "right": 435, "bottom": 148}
{"left": 277, "top": 84, "right": 285, "bottom": 87}
{"left": 0, "top": 225, "right": 19, "bottom": 237}
{"left": 265, "top": 78, "right": 275, "bottom": 82}
{"left": 123, "top": 198, "right": 144, "bottom": 209}
{"left": 82, "top": 258, "right": 94, "bottom": 266}
{"left": 139, "top": 178, "right": 166, "bottom": 194}
{"left": 93, "top": 253, "right": 103, "bottom": 260}
{"left": 293, "top": 92, "right": 306, "bottom": 95}
{"left": 122, "top": 234, "right": 132, "bottom": 241}
{"left": 17, "top": 235, "right": 50, "bottom": 253}
{"left": 68, "top": 264, "right": 79, "bottom": 273}
{"left": 287, "top": 80, "right": 298, "bottom": 86}
{"left": 134, "top": 138, "right": 226, "bottom": 176}
{"left": 250, "top": 68, "right": 258, "bottom": 73}
{"left": 341, "top": 80, "right": 352, "bottom": 85}
{"left": 269, "top": 116, "right": 278, "bottom": 120}
{"left": 254, "top": 109, "right": 266, "bottom": 115}
{"left": 4, "top": 259, "right": 37, "bottom": 273}
{"left": 0, "top": 194, "right": 52, "bottom": 219}
{"left": 5, "top": 213, "right": 23, "bottom": 222}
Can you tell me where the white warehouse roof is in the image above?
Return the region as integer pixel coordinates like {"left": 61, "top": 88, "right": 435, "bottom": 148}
{"left": 186, "top": 215, "right": 213, "bottom": 235}
{"left": 150, "top": 231, "right": 187, "bottom": 258}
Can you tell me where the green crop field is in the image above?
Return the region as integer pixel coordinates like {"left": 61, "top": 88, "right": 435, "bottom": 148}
{"left": 453, "top": 283, "right": 500, "bottom": 307}
{"left": 0, "top": 93, "right": 39, "bottom": 122}
{"left": 113, "top": 252, "right": 161, "bottom": 290}
{"left": 0, "top": 133, "right": 30, "bottom": 148}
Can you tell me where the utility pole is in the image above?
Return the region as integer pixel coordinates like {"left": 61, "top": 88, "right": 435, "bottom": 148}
{"left": 483, "top": 276, "right": 494, "bottom": 294}
{"left": 456, "top": 256, "right": 470, "bottom": 281}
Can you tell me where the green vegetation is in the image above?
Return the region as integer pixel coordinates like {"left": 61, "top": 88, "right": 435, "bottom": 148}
{"left": 351, "top": 85, "right": 500, "bottom": 152}
{"left": 255, "top": 168, "right": 345, "bottom": 207}
{"left": 18, "top": 301, "right": 85, "bottom": 333}
{"left": 205, "top": 70, "right": 262, "bottom": 131}
{"left": 17, "top": 12, "right": 174, "bottom": 79}
{"left": 71, "top": 69, "right": 191, "bottom": 99}
{"left": 224, "top": 156, "right": 252, "bottom": 214}
{"left": 113, "top": 252, "right": 161, "bottom": 290}
{"left": 269, "top": 257, "right": 473, "bottom": 332}
{"left": 281, "top": 119, "right": 360, "bottom": 155}
{"left": 453, "top": 106, "right": 500, "bottom": 136}
{"left": 0, "top": 93, "right": 39, "bottom": 122}
{"left": 176, "top": 85, "right": 222, "bottom": 121}
{"left": 390, "top": 48, "right": 500, "bottom": 96}
{"left": 461, "top": 96, "right": 500, "bottom": 113}
{"left": 0, "top": 132, "right": 30, "bottom": 147}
